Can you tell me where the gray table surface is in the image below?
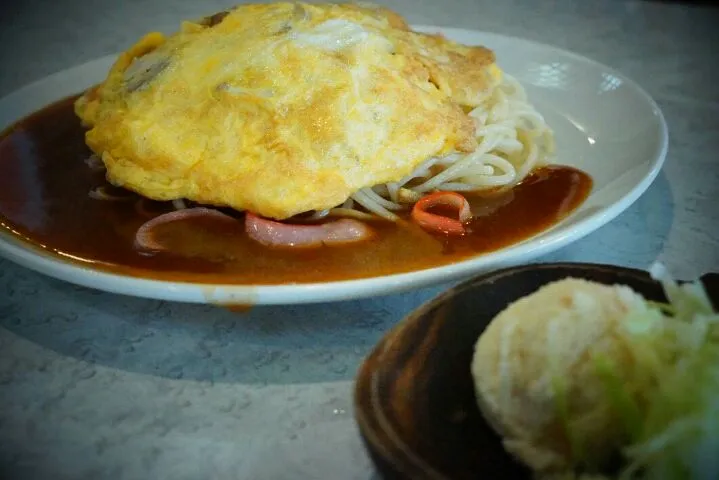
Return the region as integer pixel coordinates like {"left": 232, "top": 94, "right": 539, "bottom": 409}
{"left": 1, "top": 0, "right": 718, "bottom": 478}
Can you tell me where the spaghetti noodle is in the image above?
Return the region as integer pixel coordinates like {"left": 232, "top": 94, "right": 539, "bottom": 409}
{"left": 86, "top": 73, "right": 554, "bottom": 224}
{"left": 339, "top": 73, "right": 555, "bottom": 221}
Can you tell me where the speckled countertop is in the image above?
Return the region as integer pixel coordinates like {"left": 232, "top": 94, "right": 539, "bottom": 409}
{"left": 0, "top": 0, "right": 718, "bottom": 478}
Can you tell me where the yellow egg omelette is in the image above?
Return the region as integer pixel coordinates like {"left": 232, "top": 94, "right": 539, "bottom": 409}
{"left": 75, "top": 2, "right": 503, "bottom": 219}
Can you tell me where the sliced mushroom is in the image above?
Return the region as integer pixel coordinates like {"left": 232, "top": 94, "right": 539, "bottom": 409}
{"left": 200, "top": 10, "right": 230, "bottom": 27}
{"left": 196, "top": 6, "right": 239, "bottom": 28}
{"left": 124, "top": 51, "right": 170, "bottom": 93}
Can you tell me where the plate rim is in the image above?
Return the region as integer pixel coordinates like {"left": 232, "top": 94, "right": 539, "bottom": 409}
{"left": 0, "top": 26, "right": 669, "bottom": 305}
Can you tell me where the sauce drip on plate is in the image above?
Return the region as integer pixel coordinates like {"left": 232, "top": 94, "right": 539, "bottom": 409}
{"left": 0, "top": 95, "right": 593, "bottom": 284}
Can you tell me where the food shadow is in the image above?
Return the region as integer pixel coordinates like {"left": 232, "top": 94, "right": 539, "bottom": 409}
{"left": 0, "top": 262, "right": 448, "bottom": 384}
{"left": 0, "top": 171, "right": 672, "bottom": 385}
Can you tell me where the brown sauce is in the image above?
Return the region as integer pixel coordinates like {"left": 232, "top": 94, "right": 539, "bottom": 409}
{"left": 222, "top": 303, "right": 255, "bottom": 314}
{"left": 0, "top": 95, "right": 593, "bottom": 285}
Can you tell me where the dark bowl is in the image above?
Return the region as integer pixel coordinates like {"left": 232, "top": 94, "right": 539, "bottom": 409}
{"left": 354, "top": 262, "right": 719, "bottom": 480}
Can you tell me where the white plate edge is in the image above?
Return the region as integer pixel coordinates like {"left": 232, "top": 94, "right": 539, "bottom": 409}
{"left": 0, "top": 26, "right": 669, "bottom": 305}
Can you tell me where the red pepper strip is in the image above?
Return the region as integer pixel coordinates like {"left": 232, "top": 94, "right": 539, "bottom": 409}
{"left": 411, "top": 192, "right": 472, "bottom": 235}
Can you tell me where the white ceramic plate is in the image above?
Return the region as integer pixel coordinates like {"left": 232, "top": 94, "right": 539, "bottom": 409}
{"left": 0, "top": 27, "right": 667, "bottom": 305}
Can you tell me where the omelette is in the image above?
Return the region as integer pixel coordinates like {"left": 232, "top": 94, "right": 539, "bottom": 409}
{"left": 75, "top": 2, "right": 504, "bottom": 220}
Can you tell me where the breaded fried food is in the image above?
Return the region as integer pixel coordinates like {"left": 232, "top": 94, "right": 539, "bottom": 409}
{"left": 470, "top": 278, "right": 648, "bottom": 473}
{"left": 75, "top": 2, "right": 501, "bottom": 219}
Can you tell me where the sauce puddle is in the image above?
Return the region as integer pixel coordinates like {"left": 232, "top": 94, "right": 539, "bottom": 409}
{"left": 0, "top": 94, "right": 593, "bottom": 285}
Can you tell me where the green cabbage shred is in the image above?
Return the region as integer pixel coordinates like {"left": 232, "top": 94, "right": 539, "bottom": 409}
{"left": 545, "top": 264, "right": 718, "bottom": 479}
{"left": 592, "top": 264, "right": 719, "bottom": 479}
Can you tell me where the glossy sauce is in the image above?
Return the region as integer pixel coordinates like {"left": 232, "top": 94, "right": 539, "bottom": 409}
{"left": 0, "top": 95, "right": 593, "bottom": 284}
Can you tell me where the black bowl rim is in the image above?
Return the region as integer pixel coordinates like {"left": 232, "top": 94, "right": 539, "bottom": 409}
{"left": 353, "top": 261, "right": 718, "bottom": 479}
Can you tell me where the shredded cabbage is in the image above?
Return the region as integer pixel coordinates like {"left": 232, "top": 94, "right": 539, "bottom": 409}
{"left": 593, "top": 264, "right": 719, "bottom": 480}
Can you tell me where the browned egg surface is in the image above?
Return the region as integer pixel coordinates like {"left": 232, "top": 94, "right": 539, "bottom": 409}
{"left": 0, "top": 95, "right": 592, "bottom": 285}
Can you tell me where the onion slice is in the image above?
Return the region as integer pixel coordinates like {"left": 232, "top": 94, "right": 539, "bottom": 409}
{"left": 84, "top": 154, "right": 106, "bottom": 171}
{"left": 135, "top": 207, "right": 236, "bottom": 251}
{"left": 245, "top": 212, "right": 375, "bottom": 248}
{"left": 172, "top": 199, "right": 188, "bottom": 210}
{"left": 88, "top": 185, "right": 135, "bottom": 201}
{"left": 411, "top": 192, "right": 472, "bottom": 235}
